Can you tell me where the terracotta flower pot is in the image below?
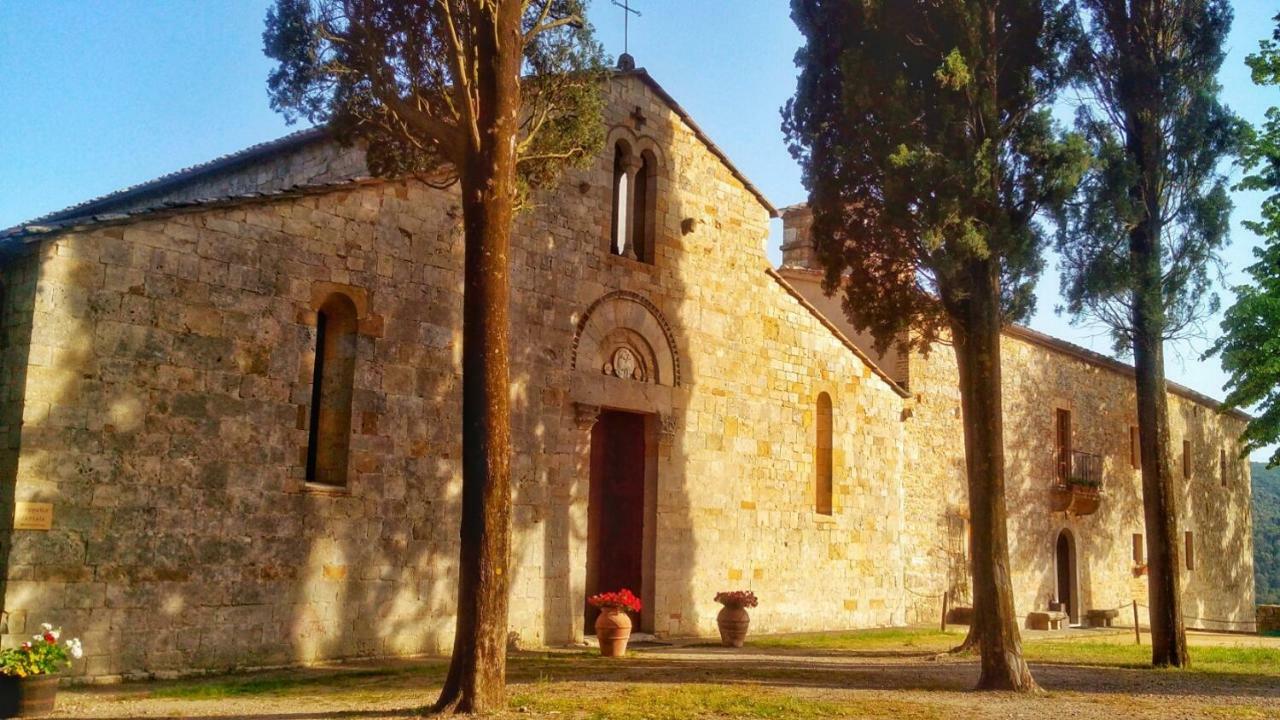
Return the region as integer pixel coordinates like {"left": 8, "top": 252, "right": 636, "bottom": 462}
{"left": 0, "top": 675, "right": 59, "bottom": 718}
{"left": 717, "top": 604, "right": 751, "bottom": 647}
{"left": 594, "top": 607, "right": 633, "bottom": 657}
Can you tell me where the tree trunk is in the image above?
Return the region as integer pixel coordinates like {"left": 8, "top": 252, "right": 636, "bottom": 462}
{"left": 1130, "top": 189, "right": 1189, "bottom": 669}
{"left": 433, "top": 3, "right": 523, "bottom": 713}
{"left": 948, "top": 261, "right": 1038, "bottom": 692}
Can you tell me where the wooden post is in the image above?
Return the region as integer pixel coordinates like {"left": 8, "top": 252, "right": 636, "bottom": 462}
{"left": 941, "top": 591, "right": 950, "bottom": 632}
{"left": 1133, "top": 600, "right": 1141, "bottom": 645}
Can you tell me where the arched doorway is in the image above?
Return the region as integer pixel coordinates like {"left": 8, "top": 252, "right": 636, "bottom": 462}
{"left": 1055, "top": 529, "right": 1079, "bottom": 625}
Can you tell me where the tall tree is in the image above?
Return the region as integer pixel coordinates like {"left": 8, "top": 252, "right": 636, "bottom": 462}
{"left": 1210, "top": 13, "right": 1280, "bottom": 467}
{"left": 1056, "top": 0, "right": 1238, "bottom": 668}
{"left": 783, "top": 0, "right": 1084, "bottom": 691}
{"left": 263, "top": 0, "right": 604, "bottom": 712}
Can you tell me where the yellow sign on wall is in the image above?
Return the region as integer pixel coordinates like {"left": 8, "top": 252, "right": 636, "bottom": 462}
{"left": 13, "top": 502, "right": 53, "bottom": 531}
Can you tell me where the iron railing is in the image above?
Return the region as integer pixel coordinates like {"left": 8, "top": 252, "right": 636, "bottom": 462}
{"left": 1057, "top": 450, "right": 1103, "bottom": 490}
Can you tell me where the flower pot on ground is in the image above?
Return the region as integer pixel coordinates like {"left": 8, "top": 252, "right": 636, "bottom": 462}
{"left": 714, "top": 590, "right": 758, "bottom": 648}
{"left": 588, "top": 589, "right": 641, "bottom": 657}
{"left": 0, "top": 676, "right": 57, "bottom": 719}
{"left": 0, "top": 623, "right": 83, "bottom": 718}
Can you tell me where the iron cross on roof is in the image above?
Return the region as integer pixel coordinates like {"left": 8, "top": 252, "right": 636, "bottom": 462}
{"left": 612, "top": 0, "right": 640, "bottom": 55}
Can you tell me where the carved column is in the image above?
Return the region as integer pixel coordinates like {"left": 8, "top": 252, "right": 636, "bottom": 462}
{"left": 562, "top": 401, "right": 601, "bottom": 644}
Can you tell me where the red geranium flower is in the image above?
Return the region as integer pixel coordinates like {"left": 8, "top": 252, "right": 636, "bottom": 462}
{"left": 588, "top": 588, "right": 641, "bottom": 613}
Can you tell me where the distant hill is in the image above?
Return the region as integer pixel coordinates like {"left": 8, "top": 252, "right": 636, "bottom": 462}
{"left": 1253, "top": 462, "right": 1280, "bottom": 605}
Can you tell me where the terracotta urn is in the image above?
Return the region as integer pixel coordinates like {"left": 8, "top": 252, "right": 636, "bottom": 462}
{"left": 594, "top": 607, "right": 633, "bottom": 657}
{"left": 0, "top": 675, "right": 59, "bottom": 718}
{"left": 716, "top": 604, "right": 751, "bottom": 647}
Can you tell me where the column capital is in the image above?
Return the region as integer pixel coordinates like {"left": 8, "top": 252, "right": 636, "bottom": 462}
{"left": 657, "top": 412, "right": 678, "bottom": 445}
{"left": 574, "top": 402, "right": 602, "bottom": 430}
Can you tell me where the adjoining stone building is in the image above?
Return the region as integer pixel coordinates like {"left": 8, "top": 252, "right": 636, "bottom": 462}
{"left": 0, "top": 69, "right": 1254, "bottom": 679}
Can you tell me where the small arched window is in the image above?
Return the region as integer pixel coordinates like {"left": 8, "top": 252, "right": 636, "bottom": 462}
{"left": 306, "top": 293, "right": 358, "bottom": 486}
{"left": 609, "top": 140, "right": 655, "bottom": 264}
{"left": 816, "top": 392, "right": 833, "bottom": 515}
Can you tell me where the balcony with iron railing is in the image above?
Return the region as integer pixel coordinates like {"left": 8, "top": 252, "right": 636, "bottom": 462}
{"left": 1050, "top": 450, "right": 1103, "bottom": 515}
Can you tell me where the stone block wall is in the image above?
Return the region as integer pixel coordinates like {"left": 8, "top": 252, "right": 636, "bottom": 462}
{"left": 0, "top": 73, "right": 914, "bottom": 677}
{"left": 902, "top": 333, "right": 1256, "bottom": 632}
{"left": 778, "top": 212, "right": 1257, "bottom": 633}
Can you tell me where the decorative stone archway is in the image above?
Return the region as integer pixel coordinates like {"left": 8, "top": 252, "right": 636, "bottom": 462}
{"left": 572, "top": 290, "right": 680, "bottom": 387}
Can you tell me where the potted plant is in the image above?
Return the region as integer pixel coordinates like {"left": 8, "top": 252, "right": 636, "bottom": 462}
{"left": 0, "top": 624, "right": 83, "bottom": 718}
{"left": 589, "top": 589, "right": 641, "bottom": 657}
{"left": 714, "top": 590, "right": 758, "bottom": 647}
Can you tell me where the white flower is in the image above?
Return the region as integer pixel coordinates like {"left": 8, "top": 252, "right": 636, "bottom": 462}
{"left": 65, "top": 638, "right": 83, "bottom": 659}
{"left": 40, "top": 623, "right": 52, "bottom": 632}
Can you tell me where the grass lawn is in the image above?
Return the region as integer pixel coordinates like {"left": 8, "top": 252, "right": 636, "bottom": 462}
{"left": 52, "top": 628, "right": 1280, "bottom": 719}
{"left": 756, "top": 626, "right": 1280, "bottom": 675}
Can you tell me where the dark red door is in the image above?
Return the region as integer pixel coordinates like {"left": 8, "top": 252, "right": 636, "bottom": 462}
{"left": 586, "top": 410, "right": 647, "bottom": 632}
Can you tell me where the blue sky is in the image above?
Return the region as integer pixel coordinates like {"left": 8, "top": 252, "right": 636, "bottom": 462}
{"left": 1, "top": 1, "right": 1277, "bottom": 456}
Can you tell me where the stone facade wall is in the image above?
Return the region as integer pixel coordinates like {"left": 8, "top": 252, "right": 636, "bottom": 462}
{"left": 0, "top": 250, "right": 40, "bottom": 616}
{"left": 780, "top": 218, "right": 1256, "bottom": 633}
{"left": 899, "top": 333, "right": 1256, "bottom": 631}
{"left": 0, "top": 74, "right": 912, "bottom": 678}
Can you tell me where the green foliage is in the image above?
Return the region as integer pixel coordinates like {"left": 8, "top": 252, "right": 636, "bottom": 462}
{"left": 1250, "top": 462, "right": 1280, "bottom": 605}
{"left": 781, "top": 0, "right": 1086, "bottom": 352}
{"left": 0, "top": 626, "right": 81, "bottom": 678}
{"left": 262, "top": 0, "right": 606, "bottom": 201}
{"left": 1211, "top": 15, "right": 1280, "bottom": 464}
{"left": 1238, "top": 14, "right": 1280, "bottom": 243}
{"left": 1056, "top": 0, "right": 1240, "bottom": 351}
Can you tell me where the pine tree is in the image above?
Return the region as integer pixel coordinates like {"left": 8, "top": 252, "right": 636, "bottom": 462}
{"left": 783, "top": 0, "right": 1085, "bottom": 691}
{"left": 1056, "top": 0, "right": 1239, "bottom": 668}
{"left": 263, "top": 0, "right": 605, "bottom": 711}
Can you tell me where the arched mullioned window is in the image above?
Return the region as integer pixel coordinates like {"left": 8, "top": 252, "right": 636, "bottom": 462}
{"left": 816, "top": 392, "right": 834, "bottom": 515}
{"left": 609, "top": 140, "right": 656, "bottom": 264}
{"left": 306, "top": 292, "right": 358, "bottom": 486}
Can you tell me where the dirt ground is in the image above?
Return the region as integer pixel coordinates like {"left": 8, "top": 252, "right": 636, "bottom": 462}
{"left": 45, "top": 630, "right": 1280, "bottom": 719}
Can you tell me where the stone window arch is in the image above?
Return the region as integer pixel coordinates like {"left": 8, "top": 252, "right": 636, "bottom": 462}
{"left": 306, "top": 292, "right": 359, "bottom": 486}
{"left": 816, "top": 392, "right": 834, "bottom": 515}
{"left": 606, "top": 129, "right": 663, "bottom": 264}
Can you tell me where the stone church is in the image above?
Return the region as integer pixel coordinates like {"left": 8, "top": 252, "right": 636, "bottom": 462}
{"left": 0, "top": 69, "right": 1256, "bottom": 679}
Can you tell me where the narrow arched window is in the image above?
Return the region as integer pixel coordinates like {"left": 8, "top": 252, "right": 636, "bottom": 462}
{"left": 630, "top": 150, "right": 656, "bottom": 263}
{"left": 611, "top": 142, "right": 630, "bottom": 256}
{"left": 306, "top": 293, "right": 358, "bottom": 486}
{"left": 816, "top": 392, "right": 833, "bottom": 515}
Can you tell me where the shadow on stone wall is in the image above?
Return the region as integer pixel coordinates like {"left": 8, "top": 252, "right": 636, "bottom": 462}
{"left": 1177, "top": 402, "right": 1256, "bottom": 631}
{"left": 1002, "top": 363, "right": 1126, "bottom": 626}
{"left": 0, "top": 248, "right": 39, "bottom": 639}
